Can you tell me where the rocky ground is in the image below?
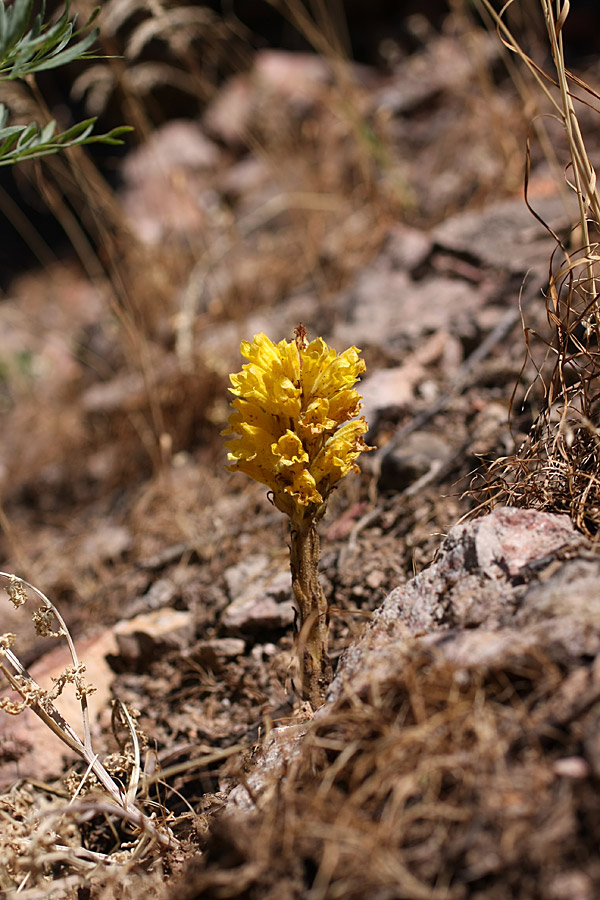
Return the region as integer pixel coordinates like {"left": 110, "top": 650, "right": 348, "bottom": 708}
{"left": 0, "top": 4, "right": 599, "bottom": 898}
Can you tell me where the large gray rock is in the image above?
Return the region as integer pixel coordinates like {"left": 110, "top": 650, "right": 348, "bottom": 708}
{"left": 330, "top": 507, "right": 596, "bottom": 701}
{"left": 222, "top": 555, "right": 294, "bottom": 635}
{"left": 224, "top": 507, "right": 600, "bottom": 816}
{"left": 432, "top": 195, "right": 572, "bottom": 274}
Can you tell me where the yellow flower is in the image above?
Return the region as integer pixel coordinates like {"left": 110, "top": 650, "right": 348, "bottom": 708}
{"left": 224, "top": 327, "right": 372, "bottom": 523}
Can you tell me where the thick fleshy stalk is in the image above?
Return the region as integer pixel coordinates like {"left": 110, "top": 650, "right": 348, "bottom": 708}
{"left": 289, "top": 517, "right": 332, "bottom": 708}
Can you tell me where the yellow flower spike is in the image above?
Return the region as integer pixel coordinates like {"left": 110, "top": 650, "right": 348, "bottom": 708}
{"left": 224, "top": 325, "right": 374, "bottom": 709}
{"left": 225, "top": 327, "right": 372, "bottom": 521}
{"left": 311, "top": 418, "right": 371, "bottom": 490}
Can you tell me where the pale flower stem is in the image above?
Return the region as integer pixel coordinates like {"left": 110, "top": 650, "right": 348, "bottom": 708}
{"left": 289, "top": 519, "right": 332, "bottom": 709}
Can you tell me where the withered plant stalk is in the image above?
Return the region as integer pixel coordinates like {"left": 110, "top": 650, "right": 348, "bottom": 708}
{"left": 0, "top": 573, "right": 174, "bottom": 852}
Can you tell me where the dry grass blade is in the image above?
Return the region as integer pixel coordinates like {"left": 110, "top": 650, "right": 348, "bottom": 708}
{"left": 126, "top": 6, "right": 216, "bottom": 59}
{"left": 479, "top": 1, "right": 600, "bottom": 537}
{"left": 142, "top": 745, "right": 245, "bottom": 787}
{"left": 173, "top": 646, "right": 594, "bottom": 900}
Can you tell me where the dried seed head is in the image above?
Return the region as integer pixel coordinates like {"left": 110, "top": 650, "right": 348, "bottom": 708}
{"left": 6, "top": 576, "right": 27, "bottom": 609}
{"left": 0, "top": 633, "right": 15, "bottom": 654}
{"left": 32, "top": 606, "right": 63, "bottom": 639}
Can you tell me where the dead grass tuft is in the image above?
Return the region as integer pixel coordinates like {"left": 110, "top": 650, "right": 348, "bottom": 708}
{"left": 171, "top": 644, "right": 600, "bottom": 900}
{"left": 478, "top": 0, "right": 600, "bottom": 538}
{"left": 0, "top": 574, "right": 179, "bottom": 896}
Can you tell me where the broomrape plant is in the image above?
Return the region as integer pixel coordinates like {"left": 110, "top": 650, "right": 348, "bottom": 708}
{"left": 224, "top": 325, "right": 373, "bottom": 708}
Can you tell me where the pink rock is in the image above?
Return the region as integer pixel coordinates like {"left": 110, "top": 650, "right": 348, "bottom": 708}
{"left": 203, "top": 75, "right": 253, "bottom": 146}
{"left": 225, "top": 723, "right": 308, "bottom": 812}
{"left": 553, "top": 757, "right": 590, "bottom": 779}
{"left": 222, "top": 555, "right": 293, "bottom": 635}
{"left": 0, "top": 629, "right": 118, "bottom": 785}
{"left": 330, "top": 507, "right": 592, "bottom": 702}
{"left": 359, "top": 331, "right": 452, "bottom": 424}
{"left": 253, "top": 50, "right": 331, "bottom": 103}
{"left": 114, "top": 608, "right": 194, "bottom": 661}
{"left": 121, "top": 120, "right": 219, "bottom": 185}
{"left": 119, "top": 120, "right": 220, "bottom": 243}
